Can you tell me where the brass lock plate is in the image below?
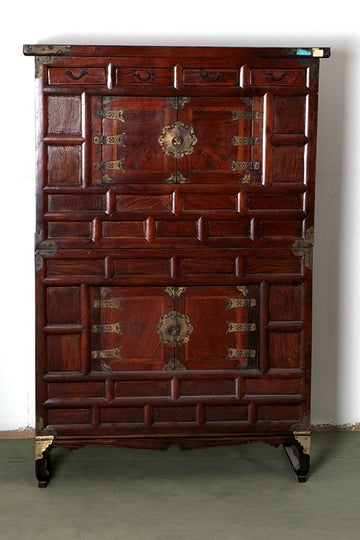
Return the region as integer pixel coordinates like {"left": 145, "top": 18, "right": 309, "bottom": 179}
{"left": 158, "top": 121, "right": 197, "bottom": 159}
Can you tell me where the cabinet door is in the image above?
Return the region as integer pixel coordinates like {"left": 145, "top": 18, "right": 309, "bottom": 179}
{"left": 90, "top": 287, "right": 173, "bottom": 371}
{"left": 177, "top": 97, "right": 263, "bottom": 184}
{"left": 173, "top": 286, "right": 259, "bottom": 370}
{"left": 91, "top": 97, "right": 177, "bottom": 184}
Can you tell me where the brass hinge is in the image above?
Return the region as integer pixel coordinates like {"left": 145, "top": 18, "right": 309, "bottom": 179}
{"left": 226, "top": 322, "right": 256, "bottom": 333}
{"left": 91, "top": 323, "right": 122, "bottom": 333}
{"left": 94, "top": 134, "right": 125, "bottom": 146}
{"left": 93, "top": 297, "right": 122, "bottom": 309}
{"left": 227, "top": 298, "right": 256, "bottom": 309}
{"left": 231, "top": 110, "right": 261, "bottom": 121}
{"left": 95, "top": 110, "right": 125, "bottom": 122}
{"left": 231, "top": 136, "right": 260, "bottom": 146}
{"left": 91, "top": 347, "right": 122, "bottom": 359}
{"left": 231, "top": 161, "right": 260, "bottom": 171}
{"left": 94, "top": 160, "right": 125, "bottom": 171}
{"left": 228, "top": 348, "right": 256, "bottom": 359}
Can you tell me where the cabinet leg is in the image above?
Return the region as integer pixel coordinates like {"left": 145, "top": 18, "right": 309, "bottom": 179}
{"left": 283, "top": 435, "right": 311, "bottom": 482}
{"left": 35, "top": 452, "right": 51, "bottom": 488}
{"left": 35, "top": 435, "right": 54, "bottom": 488}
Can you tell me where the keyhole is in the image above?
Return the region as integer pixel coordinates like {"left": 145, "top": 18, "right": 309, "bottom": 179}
{"left": 168, "top": 325, "right": 181, "bottom": 335}
{"left": 172, "top": 136, "right": 183, "bottom": 147}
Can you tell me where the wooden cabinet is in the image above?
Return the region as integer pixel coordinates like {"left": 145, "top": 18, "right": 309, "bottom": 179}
{"left": 24, "top": 44, "right": 330, "bottom": 486}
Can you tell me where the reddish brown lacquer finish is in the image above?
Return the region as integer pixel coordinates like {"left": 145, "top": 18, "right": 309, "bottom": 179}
{"left": 24, "top": 44, "right": 330, "bottom": 486}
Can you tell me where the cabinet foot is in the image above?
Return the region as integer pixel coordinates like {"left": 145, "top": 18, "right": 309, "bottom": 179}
{"left": 35, "top": 435, "right": 54, "bottom": 488}
{"left": 35, "top": 453, "right": 50, "bottom": 488}
{"left": 283, "top": 437, "right": 310, "bottom": 482}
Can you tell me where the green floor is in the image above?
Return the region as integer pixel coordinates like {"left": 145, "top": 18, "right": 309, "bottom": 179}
{"left": 0, "top": 433, "right": 359, "bottom": 540}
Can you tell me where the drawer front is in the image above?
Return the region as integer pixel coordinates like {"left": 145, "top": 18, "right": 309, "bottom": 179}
{"left": 183, "top": 68, "right": 239, "bottom": 86}
{"left": 115, "top": 68, "right": 173, "bottom": 86}
{"left": 249, "top": 68, "right": 306, "bottom": 87}
{"left": 48, "top": 67, "right": 106, "bottom": 85}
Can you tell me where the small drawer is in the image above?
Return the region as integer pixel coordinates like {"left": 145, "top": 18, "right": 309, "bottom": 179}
{"left": 249, "top": 68, "right": 306, "bottom": 86}
{"left": 115, "top": 68, "right": 173, "bottom": 86}
{"left": 183, "top": 68, "right": 238, "bottom": 86}
{"left": 48, "top": 67, "right": 106, "bottom": 85}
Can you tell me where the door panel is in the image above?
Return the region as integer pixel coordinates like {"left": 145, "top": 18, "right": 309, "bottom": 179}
{"left": 91, "top": 97, "right": 177, "bottom": 184}
{"left": 175, "top": 285, "right": 259, "bottom": 370}
{"left": 179, "top": 97, "right": 263, "bottom": 184}
{"left": 90, "top": 286, "right": 173, "bottom": 371}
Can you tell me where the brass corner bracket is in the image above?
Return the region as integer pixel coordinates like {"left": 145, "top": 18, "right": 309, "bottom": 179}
{"left": 293, "top": 431, "right": 311, "bottom": 456}
{"left": 35, "top": 435, "right": 54, "bottom": 461}
{"left": 292, "top": 226, "right": 314, "bottom": 270}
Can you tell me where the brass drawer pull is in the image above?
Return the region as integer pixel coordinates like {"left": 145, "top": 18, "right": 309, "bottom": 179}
{"left": 65, "top": 69, "right": 88, "bottom": 80}
{"left": 263, "top": 70, "right": 289, "bottom": 82}
{"left": 200, "top": 71, "right": 224, "bottom": 82}
{"left": 133, "top": 70, "right": 155, "bottom": 82}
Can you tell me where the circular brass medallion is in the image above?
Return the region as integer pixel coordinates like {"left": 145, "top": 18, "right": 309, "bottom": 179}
{"left": 158, "top": 121, "right": 198, "bottom": 159}
{"left": 156, "top": 310, "right": 194, "bottom": 347}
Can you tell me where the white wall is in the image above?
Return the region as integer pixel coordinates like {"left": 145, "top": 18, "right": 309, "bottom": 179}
{"left": 1, "top": 0, "right": 359, "bottom": 430}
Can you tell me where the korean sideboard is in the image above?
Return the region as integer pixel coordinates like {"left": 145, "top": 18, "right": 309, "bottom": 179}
{"left": 23, "top": 44, "right": 330, "bottom": 486}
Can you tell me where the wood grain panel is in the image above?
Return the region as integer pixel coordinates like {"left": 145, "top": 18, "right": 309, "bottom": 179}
{"left": 47, "top": 95, "right": 81, "bottom": 134}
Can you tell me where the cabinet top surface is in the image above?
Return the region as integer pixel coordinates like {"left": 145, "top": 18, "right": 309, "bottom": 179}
{"left": 23, "top": 44, "right": 331, "bottom": 58}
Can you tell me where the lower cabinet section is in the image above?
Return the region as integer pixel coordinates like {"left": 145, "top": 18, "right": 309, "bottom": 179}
{"left": 36, "top": 281, "right": 312, "bottom": 486}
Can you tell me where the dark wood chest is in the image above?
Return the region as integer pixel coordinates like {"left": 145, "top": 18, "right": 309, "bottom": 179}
{"left": 24, "top": 44, "right": 330, "bottom": 486}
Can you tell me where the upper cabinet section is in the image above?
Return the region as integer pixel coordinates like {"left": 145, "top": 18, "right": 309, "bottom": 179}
{"left": 24, "top": 45, "right": 330, "bottom": 93}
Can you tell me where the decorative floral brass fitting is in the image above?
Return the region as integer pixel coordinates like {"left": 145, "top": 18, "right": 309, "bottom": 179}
{"left": 156, "top": 311, "right": 193, "bottom": 347}
{"left": 158, "top": 121, "right": 197, "bottom": 159}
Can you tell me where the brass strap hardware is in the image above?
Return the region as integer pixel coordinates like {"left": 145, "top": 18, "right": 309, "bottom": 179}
{"left": 93, "top": 297, "right": 122, "bottom": 309}
{"left": 158, "top": 121, "right": 197, "bottom": 159}
{"left": 167, "top": 97, "right": 191, "bottom": 109}
{"left": 156, "top": 311, "right": 193, "bottom": 348}
{"left": 91, "top": 323, "right": 122, "bottom": 334}
{"left": 228, "top": 348, "right": 256, "bottom": 359}
{"left": 165, "top": 287, "right": 187, "bottom": 298}
{"left": 35, "top": 435, "right": 54, "bottom": 461}
{"left": 231, "top": 161, "right": 260, "bottom": 171}
{"left": 231, "top": 110, "right": 261, "bottom": 121}
{"left": 24, "top": 44, "right": 71, "bottom": 55}
{"left": 231, "top": 136, "right": 260, "bottom": 146}
{"left": 165, "top": 172, "right": 189, "bottom": 184}
{"left": 94, "top": 134, "right": 125, "bottom": 146}
{"left": 226, "top": 322, "right": 256, "bottom": 333}
{"left": 91, "top": 347, "right": 122, "bottom": 359}
{"left": 227, "top": 298, "right": 256, "bottom": 309}
{"left": 95, "top": 109, "right": 125, "bottom": 122}
{"left": 94, "top": 159, "right": 125, "bottom": 171}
